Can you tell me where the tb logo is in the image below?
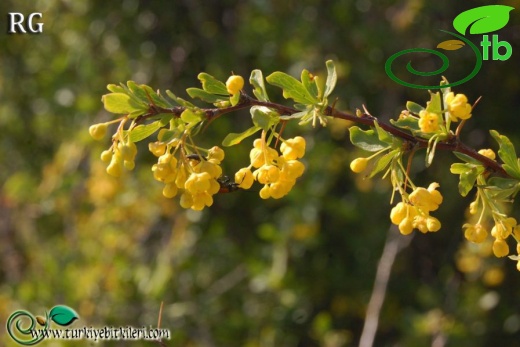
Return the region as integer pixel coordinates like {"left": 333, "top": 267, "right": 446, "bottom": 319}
{"left": 481, "top": 35, "right": 512, "bottom": 61}
{"left": 7, "top": 12, "right": 44, "bottom": 34}
{"left": 386, "top": 5, "right": 515, "bottom": 89}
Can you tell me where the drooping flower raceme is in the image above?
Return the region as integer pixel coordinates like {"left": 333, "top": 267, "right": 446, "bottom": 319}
{"left": 236, "top": 136, "right": 306, "bottom": 200}
{"left": 390, "top": 183, "right": 444, "bottom": 235}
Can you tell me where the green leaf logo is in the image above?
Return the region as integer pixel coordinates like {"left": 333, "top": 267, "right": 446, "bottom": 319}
{"left": 453, "top": 5, "right": 514, "bottom": 35}
{"left": 49, "top": 305, "right": 79, "bottom": 326}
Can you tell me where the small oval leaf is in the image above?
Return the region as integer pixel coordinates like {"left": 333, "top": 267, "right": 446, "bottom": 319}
{"left": 197, "top": 73, "right": 228, "bottom": 95}
{"left": 453, "top": 5, "right": 514, "bottom": 35}
{"left": 222, "top": 126, "right": 261, "bottom": 147}
{"left": 250, "top": 69, "right": 269, "bottom": 102}
{"left": 129, "top": 121, "right": 162, "bottom": 142}
{"left": 102, "top": 93, "right": 137, "bottom": 114}
{"left": 266, "top": 71, "right": 317, "bottom": 104}
{"left": 437, "top": 39, "right": 465, "bottom": 50}
{"left": 324, "top": 60, "right": 337, "bottom": 99}
{"left": 349, "top": 126, "right": 389, "bottom": 152}
{"left": 49, "top": 305, "right": 79, "bottom": 326}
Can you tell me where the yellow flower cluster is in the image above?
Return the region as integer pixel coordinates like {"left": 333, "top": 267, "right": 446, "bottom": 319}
{"left": 236, "top": 136, "right": 306, "bottom": 199}
{"left": 150, "top": 142, "right": 226, "bottom": 210}
{"left": 445, "top": 92, "right": 472, "bottom": 121}
{"left": 464, "top": 187, "right": 520, "bottom": 270}
{"left": 102, "top": 140, "right": 138, "bottom": 177}
{"left": 390, "top": 183, "right": 443, "bottom": 235}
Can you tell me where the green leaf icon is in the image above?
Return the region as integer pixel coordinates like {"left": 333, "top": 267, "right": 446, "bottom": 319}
{"left": 49, "top": 305, "right": 79, "bottom": 326}
{"left": 453, "top": 5, "right": 514, "bottom": 35}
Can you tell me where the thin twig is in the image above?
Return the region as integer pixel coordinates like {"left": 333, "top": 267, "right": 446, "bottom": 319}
{"left": 358, "top": 227, "right": 413, "bottom": 347}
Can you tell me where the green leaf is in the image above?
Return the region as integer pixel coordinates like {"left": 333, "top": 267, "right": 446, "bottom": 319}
{"left": 453, "top": 5, "right": 514, "bottom": 35}
{"left": 406, "top": 101, "right": 424, "bottom": 114}
{"left": 369, "top": 150, "right": 397, "bottom": 178}
{"left": 139, "top": 85, "right": 171, "bottom": 108}
{"left": 129, "top": 122, "right": 163, "bottom": 142}
{"left": 425, "top": 91, "right": 442, "bottom": 114}
{"left": 490, "top": 130, "right": 520, "bottom": 179}
{"left": 349, "top": 126, "right": 389, "bottom": 152}
{"left": 301, "top": 69, "right": 319, "bottom": 99}
{"left": 487, "top": 177, "right": 519, "bottom": 190}
{"left": 165, "top": 90, "right": 195, "bottom": 108}
{"left": 323, "top": 60, "right": 337, "bottom": 99}
{"left": 280, "top": 110, "right": 310, "bottom": 121}
{"left": 128, "top": 110, "right": 144, "bottom": 119}
{"left": 251, "top": 106, "right": 279, "bottom": 131}
{"left": 230, "top": 92, "right": 240, "bottom": 106}
{"left": 107, "top": 84, "right": 126, "bottom": 93}
{"left": 158, "top": 129, "right": 181, "bottom": 143}
{"left": 197, "top": 73, "right": 228, "bottom": 95}
{"left": 186, "top": 88, "right": 227, "bottom": 103}
{"left": 127, "top": 81, "right": 150, "bottom": 103}
{"left": 222, "top": 126, "right": 262, "bottom": 147}
{"left": 250, "top": 69, "right": 269, "bottom": 101}
{"left": 158, "top": 114, "right": 174, "bottom": 126}
{"left": 458, "top": 167, "right": 483, "bottom": 197}
{"left": 49, "top": 305, "right": 79, "bottom": 326}
{"left": 266, "top": 71, "right": 317, "bottom": 104}
{"left": 102, "top": 93, "right": 143, "bottom": 114}
{"left": 390, "top": 117, "right": 420, "bottom": 132}
{"left": 450, "top": 159, "right": 486, "bottom": 196}
{"left": 181, "top": 109, "right": 203, "bottom": 123}
{"left": 453, "top": 152, "right": 483, "bottom": 165}
{"left": 373, "top": 121, "right": 393, "bottom": 144}
{"left": 450, "top": 162, "right": 474, "bottom": 174}
{"left": 485, "top": 177, "right": 520, "bottom": 200}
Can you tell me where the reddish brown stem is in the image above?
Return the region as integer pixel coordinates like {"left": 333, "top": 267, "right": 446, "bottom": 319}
{"left": 135, "top": 92, "right": 509, "bottom": 178}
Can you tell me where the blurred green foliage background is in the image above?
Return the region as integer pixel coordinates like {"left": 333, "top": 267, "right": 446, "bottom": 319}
{"left": 1, "top": 1, "right": 520, "bottom": 346}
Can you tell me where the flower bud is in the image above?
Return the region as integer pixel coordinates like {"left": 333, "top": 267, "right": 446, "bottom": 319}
{"left": 350, "top": 157, "right": 368, "bottom": 173}
{"left": 89, "top": 123, "right": 108, "bottom": 140}
{"left": 226, "top": 75, "right": 244, "bottom": 95}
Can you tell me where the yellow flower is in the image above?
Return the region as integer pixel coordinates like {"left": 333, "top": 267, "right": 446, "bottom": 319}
{"left": 463, "top": 223, "right": 488, "bottom": 243}
{"left": 493, "top": 239, "right": 509, "bottom": 258}
{"left": 445, "top": 92, "right": 472, "bottom": 121}
{"left": 280, "top": 136, "right": 306, "bottom": 160}
{"left": 390, "top": 202, "right": 418, "bottom": 225}
{"left": 418, "top": 110, "right": 440, "bottom": 133}
{"left": 409, "top": 183, "right": 443, "bottom": 212}
{"left": 398, "top": 217, "right": 414, "bottom": 235}
{"left": 478, "top": 148, "right": 496, "bottom": 160}
{"left": 426, "top": 216, "right": 441, "bottom": 232}
{"left": 491, "top": 217, "right": 516, "bottom": 239}
{"left": 235, "top": 168, "right": 254, "bottom": 189}
{"left": 413, "top": 216, "right": 428, "bottom": 233}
